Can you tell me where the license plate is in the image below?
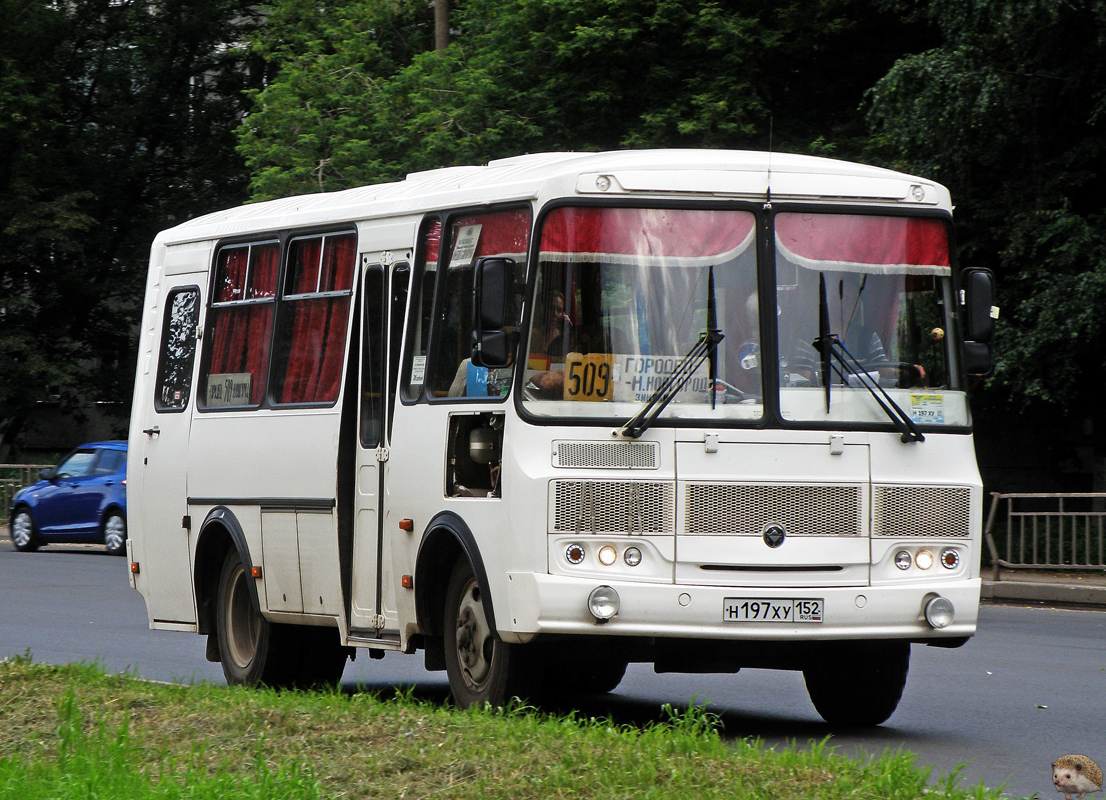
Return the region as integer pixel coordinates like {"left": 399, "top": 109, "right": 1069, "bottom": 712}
{"left": 722, "top": 598, "right": 823, "bottom": 623}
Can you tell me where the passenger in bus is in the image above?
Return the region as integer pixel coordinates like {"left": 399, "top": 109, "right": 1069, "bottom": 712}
{"left": 525, "top": 290, "right": 574, "bottom": 398}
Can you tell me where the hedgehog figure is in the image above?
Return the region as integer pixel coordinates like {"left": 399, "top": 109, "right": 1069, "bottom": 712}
{"left": 1053, "top": 755, "right": 1103, "bottom": 800}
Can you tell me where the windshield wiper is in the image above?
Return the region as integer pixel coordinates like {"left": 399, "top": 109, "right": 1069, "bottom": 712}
{"left": 617, "top": 267, "right": 724, "bottom": 439}
{"left": 813, "top": 273, "right": 924, "bottom": 443}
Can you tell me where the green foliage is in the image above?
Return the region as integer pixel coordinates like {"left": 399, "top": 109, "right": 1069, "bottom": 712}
{"left": 238, "top": 0, "right": 929, "bottom": 199}
{"left": 0, "top": 659, "right": 1007, "bottom": 800}
{"left": 0, "top": 0, "right": 265, "bottom": 456}
{"left": 867, "top": 0, "right": 1106, "bottom": 419}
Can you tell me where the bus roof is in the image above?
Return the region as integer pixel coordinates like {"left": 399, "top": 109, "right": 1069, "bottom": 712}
{"left": 154, "top": 150, "right": 951, "bottom": 247}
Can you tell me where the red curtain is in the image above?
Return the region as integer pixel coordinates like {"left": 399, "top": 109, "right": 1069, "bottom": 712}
{"left": 278, "top": 233, "right": 355, "bottom": 404}
{"left": 540, "top": 207, "right": 755, "bottom": 262}
{"left": 775, "top": 214, "right": 950, "bottom": 271}
{"left": 206, "top": 242, "right": 279, "bottom": 406}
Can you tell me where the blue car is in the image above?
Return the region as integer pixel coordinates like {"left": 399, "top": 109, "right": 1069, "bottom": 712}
{"left": 8, "top": 441, "right": 128, "bottom": 555}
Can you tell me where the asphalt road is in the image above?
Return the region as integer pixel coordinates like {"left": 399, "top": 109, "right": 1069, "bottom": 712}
{"left": 2, "top": 543, "right": 1103, "bottom": 800}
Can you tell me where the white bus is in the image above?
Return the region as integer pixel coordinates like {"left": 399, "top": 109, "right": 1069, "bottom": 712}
{"left": 127, "top": 150, "right": 996, "bottom": 725}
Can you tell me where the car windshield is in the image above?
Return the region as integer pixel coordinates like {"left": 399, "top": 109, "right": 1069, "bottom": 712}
{"left": 520, "top": 205, "right": 968, "bottom": 431}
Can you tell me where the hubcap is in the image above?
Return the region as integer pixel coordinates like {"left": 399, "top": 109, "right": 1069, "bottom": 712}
{"left": 12, "top": 513, "right": 32, "bottom": 548}
{"left": 454, "top": 579, "right": 492, "bottom": 690}
{"left": 104, "top": 516, "right": 125, "bottom": 551}
{"left": 225, "top": 564, "right": 259, "bottom": 669}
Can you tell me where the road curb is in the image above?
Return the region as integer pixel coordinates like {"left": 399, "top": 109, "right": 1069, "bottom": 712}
{"left": 982, "top": 580, "right": 1106, "bottom": 608}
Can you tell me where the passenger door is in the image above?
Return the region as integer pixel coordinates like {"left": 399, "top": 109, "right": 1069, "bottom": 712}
{"left": 131, "top": 262, "right": 207, "bottom": 625}
{"left": 350, "top": 261, "right": 408, "bottom": 634}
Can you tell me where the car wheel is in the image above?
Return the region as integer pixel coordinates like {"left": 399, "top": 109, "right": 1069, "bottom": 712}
{"left": 443, "top": 559, "right": 543, "bottom": 708}
{"left": 10, "top": 508, "right": 40, "bottom": 552}
{"left": 102, "top": 512, "right": 127, "bottom": 556}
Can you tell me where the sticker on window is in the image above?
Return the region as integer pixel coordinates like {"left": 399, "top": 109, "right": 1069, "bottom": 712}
{"left": 449, "top": 225, "right": 483, "bottom": 269}
{"left": 910, "top": 393, "right": 944, "bottom": 423}
{"left": 207, "top": 373, "right": 253, "bottom": 407}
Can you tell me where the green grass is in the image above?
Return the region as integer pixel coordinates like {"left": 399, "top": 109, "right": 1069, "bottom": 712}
{"left": 0, "top": 655, "right": 1013, "bottom": 799}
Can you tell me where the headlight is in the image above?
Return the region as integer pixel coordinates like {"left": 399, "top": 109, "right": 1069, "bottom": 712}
{"left": 597, "top": 545, "right": 617, "bottom": 566}
{"left": 587, "top": 585, "right": 620, "bottom": 622}
{"left": 894, "top": 550, "right": 912, "bottom": 570}
{"left": 914, "top": 549, "right": 934, "bottom": 570}
{"left": 924, "top": 596, "right": 955, "bottom": 629}
{"left": 624, "top": 547, "right": 642, "bottom": 567}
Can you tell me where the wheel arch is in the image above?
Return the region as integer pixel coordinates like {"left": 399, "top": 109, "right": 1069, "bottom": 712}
{"left": 193, "top": 507, "right": 257, "bottom": 637}
{"left": 414, "top": 511, "right": 495, "bottom": 638}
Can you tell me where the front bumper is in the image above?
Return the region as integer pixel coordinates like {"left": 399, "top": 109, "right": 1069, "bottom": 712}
{"left": 504, "top": 572, "right": 980, "bottom": 643}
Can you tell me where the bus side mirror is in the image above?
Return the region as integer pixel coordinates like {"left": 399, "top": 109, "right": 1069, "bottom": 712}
{"left": 960, "top": 268, "right": 997, "bottom": 377}
{"left": 472, "top": 256, "right": 516, "bottom": 368}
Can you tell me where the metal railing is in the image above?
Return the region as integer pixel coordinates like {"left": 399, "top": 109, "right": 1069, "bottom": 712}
{"left": 0, "top": 464, "right": 51, "bottom": 517}
{"left": 984, "top": 492, "right": 1106, "bottom": 581}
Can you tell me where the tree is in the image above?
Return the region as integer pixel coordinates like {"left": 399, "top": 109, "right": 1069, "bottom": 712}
{"left": 866, "top": 0, "right": 1106, "bottom": 488}
{"left": 237, "top": 0, "right": 933, "bottom": 199}
{"left": 0, "top": 0, "right": 264, "bottom": 459}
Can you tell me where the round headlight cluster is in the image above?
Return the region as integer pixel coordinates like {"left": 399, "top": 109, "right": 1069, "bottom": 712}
{"left": 893, "top": 547, "right": 962, "bottom": 571}
{"left": 565, "top": 543, "right": 644, "bottom": 568}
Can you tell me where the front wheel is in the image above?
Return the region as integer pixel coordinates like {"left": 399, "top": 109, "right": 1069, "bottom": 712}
{"left": 10, "top": 509, "right": 40, "bottom": 552}
{"left": 443, "top": 560, "right": 542, "bottom": 708}
{"left": 102, "top": 512, "right": 127, "bottom": 556}
{"left": 803, "top": 641, "right": 910, "bottom": 727}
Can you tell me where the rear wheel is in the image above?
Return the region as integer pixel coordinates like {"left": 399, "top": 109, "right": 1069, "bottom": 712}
{"left": 803, "top": 641, "right": 910, "bottom": 727}
{"left": 10, "top": 508, "right": 40, "bottom": 552}
{"left": 102, "top": 512, "right": 126, "bottom": 556}
{"left": 443, "top": 559, "right": 542, "bottom": 708}
{"left": 215, "top": 549, "right": 348, "bottom": 689}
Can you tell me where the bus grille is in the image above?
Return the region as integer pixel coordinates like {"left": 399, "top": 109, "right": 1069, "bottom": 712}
{"left": 552, "top": 440, "right": 659, "bottom": 469}
{"left": 550, "top": 480, "right": 673, "bottom": 534}
{"left": 683, "top": 483, "right": 864, "bottom": 536}
{"left": 872, "top": 485, "right": 972, "bottom": 537}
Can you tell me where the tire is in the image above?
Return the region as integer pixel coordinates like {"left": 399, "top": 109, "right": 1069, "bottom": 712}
{"left": 102, "top": 512, "right": 127, "bottom": 556}
{"left": 443, "top": 559, "right": 542, "bottom": 708}
{"left": 214, "top": 549, "right": 347, "bottom": 689}
{"left": 10, "top": 508, "right": 40, "bottom": 552}
{"left": 571, "top": 659, "right": 628, "bottom": 695}
{"left": 803, "top": 641, "right": 910, "bottom": 727}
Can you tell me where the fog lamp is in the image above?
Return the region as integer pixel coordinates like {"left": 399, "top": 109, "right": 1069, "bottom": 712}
{"left": 924, "top": 596, "right": 955, "bottom": 629}
{"left": 587, "top": 585, "right": 620, "bottom": 622}
{"left": 894, "top": 550, "right": 912, "bottom": 570}
{"left": 914, "top": 549, "right": 934, "bottom": 570}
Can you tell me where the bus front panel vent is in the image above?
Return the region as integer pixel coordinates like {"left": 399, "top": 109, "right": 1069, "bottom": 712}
{"left": 552, "top": 440, "right": 660, "bottom": 470}
{"left": 549, "top": 480, "right": 674, "bottom": 534}
{"left": 682, "top": 483, "right": 864, "bottom": 537}
{"left": 872, "top": 485, "right": 971, "bottom": 537}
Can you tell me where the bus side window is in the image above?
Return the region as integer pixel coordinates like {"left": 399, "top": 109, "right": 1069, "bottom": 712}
{"left": 155, "top": 287, "right": 200, "bottom": 412}
{"left": 271, "top": 231, "right": 356, "bottom": 405}
{"left": 360, "top": 265, "right": 385, "bottom": 447}
{"left": 430, "top": 207, "right": 531, "bottom": 399}
{"left": 403, "top": 219, "right": 440, "bottom": 400}
{"left": 201, "top": 241, "right": 278, "bottom": 408}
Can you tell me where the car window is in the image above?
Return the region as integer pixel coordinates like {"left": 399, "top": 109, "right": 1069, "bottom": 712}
{"left": 93, "top": 449, "right": 126, "bottom": 475}
{"left": 56, "top": 450, "right": 96, "bottom": 478}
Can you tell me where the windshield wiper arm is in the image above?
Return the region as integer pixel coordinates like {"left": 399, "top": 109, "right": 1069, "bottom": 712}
{"left": 812, "top": 273, "right": 924, "bottom": 443}
{"left": 616, "top": 329, "right": 724, "bottom": 439}
{"left": 812, "top": 333, "right": 925, "bottom": 443}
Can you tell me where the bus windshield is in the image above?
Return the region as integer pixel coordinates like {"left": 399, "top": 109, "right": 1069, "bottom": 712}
{"left": 521, "top": 206, "right": 968, "bottom": 430}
